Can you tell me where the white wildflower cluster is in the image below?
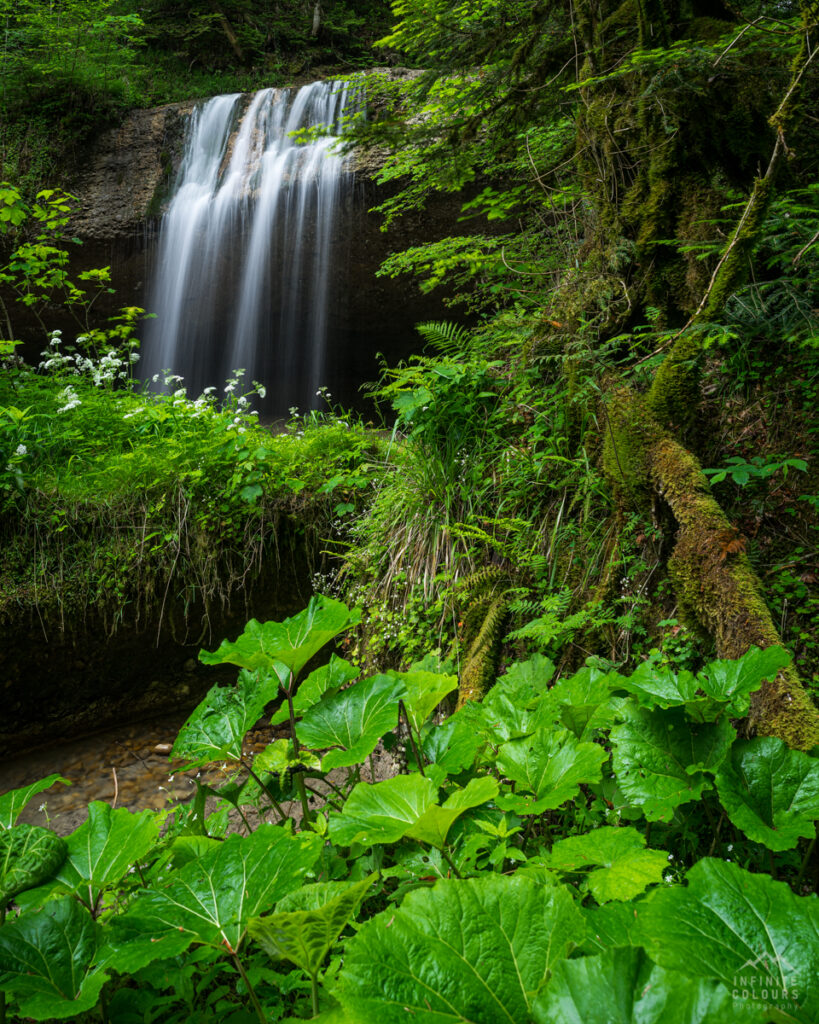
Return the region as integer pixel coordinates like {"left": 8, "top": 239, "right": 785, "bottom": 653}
{"left": 39, "top": 329, "right": 139, "bottom": 389}
{"left": 57, "top": 385, "right": 81, "bottom": 413}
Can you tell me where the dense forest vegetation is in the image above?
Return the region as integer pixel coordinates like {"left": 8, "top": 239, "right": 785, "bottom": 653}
{"left": 1, "top": 0, "right": 819, "bottom": 1021}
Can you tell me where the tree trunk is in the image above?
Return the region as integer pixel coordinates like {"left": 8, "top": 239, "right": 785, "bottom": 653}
{"left": 311, "top": 1, "right": 322, "bottom": 38}
{"left": 209, "top": 1, "right": 246, "bottom": 65}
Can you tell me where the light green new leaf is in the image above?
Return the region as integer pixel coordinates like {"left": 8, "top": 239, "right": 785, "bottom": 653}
{"left": 337, "top": 875, "right": 585, "bottom": 1024}
{"left": 0, "top": 774, "right": 70, "bottom": 829}
{"left": 297, "top": 674, "right": 407, "bottom": 771}
{"left": 248, "top": 873, "right": 376, "bottom": 979}
{"left": 329, "top": 774, "right": 438, "bottom": 847}
{"left": 389, "top": 669, "right": 458, "bottom": 734}
{"left": 548, "top": 827, "right": 667, "bottom": 903}
{"left": 714, "top": 736, "right": 819, "bottom": 851}
{"left": 534, "top": 947, "right": 768, "bottom": 1024}
{"left": 0, "top": 825, "right": 67, "bottom": 905}
{"left": 199, "top": 596, "right": 360, "bottom": 678}
{"left": 695, "top": 646, "right": 791, "bottom": 717}
{"left": 421, "top": 712, "right": 483, "bottom": 774}
{"left": 634, "top": 858, "right": 819, "bottom": 1024}
{"left": 496, "top": 728, "right": 607, "bottom": 815}
{"left": 611, "top": 706, "right": 734, "bottom": 821}
{"left": 113, "top": 826, "right": 322, "bottom": 956}
{"left": 172, "top": 667, "right": 280, "bottom": 768}
{"left": 0, "top": 897, "right": 109, "bottom": 1020}
{"left": 270, "top": 655, "right": 359, "bottom": 726}
{"left": 405, "top": 777, "right": 499, "bottom": 849}
{"left": 254, "top": 738, "right": 321, "bottom": 776}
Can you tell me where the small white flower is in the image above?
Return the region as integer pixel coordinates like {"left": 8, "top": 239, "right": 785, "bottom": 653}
{"left": 257, "top": 385, "right": 267, "bottom": 398}
{"left": 224, "top": 383, "right": 236, "bottom": 393}
{"left": 203, "top": 386, "right": 216, "bottom": 395}
{"left": 667, "top": 854, "right": 674, "bottom": 861}
{"left": 38, "top": 802, "right": 47, "bottom": 812}
{"left": 15, "top": 444, "right": 26, "bottom": 456}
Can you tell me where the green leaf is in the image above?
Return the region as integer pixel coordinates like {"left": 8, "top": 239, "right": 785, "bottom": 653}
{"left": 495, "top": 728, "right": 607, "bottom": 814}
{"left": 580, "top": 901, "right": 641, "bottom": 953}
{"left": 463, "top": 655, "right": 558, "bottom": 743}
{"left": 611, "top": 662, "right": 699, "bottom": 710}
{"left": 421, "top": 712, "right": 483, "bottom": 774}
{"left": 0, "top": 825, "right": 67, "bottom": 905}
{"left": 172, "top": 667, "right": 280, "bottom": 768}
{"left": 199, "top": 597, "right": 360, "bottom": 678}
{"left": 270, "top": 655, "right": 359, "bottom": 726}
{"left": 297, "top": 674, "right": 407, "bottom": 770}
{"left": 634, "top": 859, "right": 819, "bottom": 1024}
{"left": 0, "top": 897, "right": 109, "bottom": 1020}
{"left": 329, "top": 774, "right": 438, "bottom": 847}
{"left": 551, "top": 667, "right": 626, "bottom": 738}
{"left": 0, "top": 775, "right": 70, "bottom": 829}
{"left": 611, "top": 706, "right": 735, "bottom": 821}
{"left": 254, "top": 739, "right": 321, "bottom": 776}
{"left": 18, "top": 803, "right": 160, "bottom": 912}
{"left": 389, "top": 668, "right": 458, "bottom": 734}
{"left": 533, "top": 947, "right": 768, "bottom": 1024}
{"left": 248, "top": 873, "right": 376, "bottom": 978}
{"left": 713, "top": 736, "right": 819, "bottom": 851}
{"left": 694, "top": 646, "right": 792, "bottom": 717}
{"left": 404, "top": 777, "right": 500, "bottom": 849}
{"left": 337, "top": 875, "right": 585, "bottom": 1024}
{"left": 114, "top": 826, "right": 322, "bottom": 957}
{"left": 548, "top": 827, "right": 668, "bottom": 903}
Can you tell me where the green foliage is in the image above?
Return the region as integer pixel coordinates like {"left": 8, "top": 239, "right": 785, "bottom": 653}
{"left": 0, "top": 605, "right": 817, "bottom": 1023}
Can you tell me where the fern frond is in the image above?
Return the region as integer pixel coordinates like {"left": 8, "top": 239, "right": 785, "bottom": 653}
{"left": 416, "top": 320, "right": 473, "bottom": 356}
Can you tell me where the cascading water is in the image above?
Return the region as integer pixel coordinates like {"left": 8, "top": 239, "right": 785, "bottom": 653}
{"left": 142, "top": 80, "right": 354, "bottom": 414}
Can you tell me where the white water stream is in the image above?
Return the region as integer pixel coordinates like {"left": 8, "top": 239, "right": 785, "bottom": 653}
{"left": 142, "top": 81, "right": 354, "bottom": 413}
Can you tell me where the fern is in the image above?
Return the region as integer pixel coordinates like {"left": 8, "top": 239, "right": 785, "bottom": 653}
{"left": 416, "top": 320, "right": 473, "bottom": 356}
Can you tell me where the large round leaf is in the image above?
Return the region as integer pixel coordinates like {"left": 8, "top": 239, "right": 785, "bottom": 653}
{"left": 199, "top": 596, "right": 359, "bottom": 678}
{"left": 270, "top": 655, "right": 359, "bottom": 726}
{"left": 534, "top": 947, "right": 767, "bottom": 1024}
{"left": 548, "top": 826, "right": 667, "bottom": 903}
{"left": 297, "top": 673, "right": 407, "bottom": 770}
{"left": 633, "top": 858, "right": 819, "bottom": 1024}
{"left": 611, "top": 706, "right": 734, "bottom": 821}
{"left": 0, "top": 825, "right": 67, "bottom": 906}
{"left": 111, "top": 825, "right": 322, "bottom": 959}
{"left": 337, "top": 875, "right": 585, "bottom": 1024}
{"left": 0, "top": 897, "right": 109, "bottom": 1020}
{"left": 714, "top": 736, "right": 819, "bottom": 851}
{"left": 496, "top": 727, "right": 607, "bottom": 814}
{"left": 172, "top": 666, "right": 282, "bottom": 768}
{"left": 329, "top": 774, "right": 438, "bottom": 847}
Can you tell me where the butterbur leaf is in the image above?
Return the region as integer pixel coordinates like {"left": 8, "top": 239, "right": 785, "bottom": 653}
{"left": 18, "top": 803, "right": 160, "bottom": 911}
{"left": 270, "top": 655, "right": 358, "bottom": 726}
{"left": 297, "top": 674, "right": 407, "bottom": 770}
{"left": 533, "top": 947, "right": 767, "bottom": 1024}
{"left": 634, "top": 859, "right": 819, "bottom": 1024}
{"left": 0, "top": 897, "right": 109, "bottom": 1020}
{"left": 114, "top": 826, "right": 322, "bottom": 956}
{"left": 421, "top": 712, "right": 483, "bottom": 774}
{"left": 404, "top": 776, "right": 499, "bottom": 848}
{"left": 389, "top": 668, "right": 457, "bottom": 734}
{"left": 695, "top": 646, "right": 791, "bottom": 717}
{"left": 329, "top": 774, "right": 437, "bottom": 847}
{"left": 0, "top": 774, "right": 70, "bottom": 829}
{"left": 714, "top": 736, "right": 819, "bottom": 851}
{"left": 199, "top": 597, "right": 360, "bottom": 678}
{"left": 548, "top": 827, "right": 667, "bottom": 903}
{"left": 580, "top": 902, "right": 641, "bottom": 954}
{"left": 0, "top": 825, "right": 67, "bottom": 905}
{"left": 337, "top": 875, "right": 585, "bottom": 1024}
{"left": 496, "top": 728, "right": 607, "bottom": 814}
{"left": 611, "top": 706, "right": 734, "bottom": 821}
{"left": 172, "top": 667, "right": 280, "bottom": 768}
{"left": 550, "top": 667, "right": 626, "bottom": 738}
{"left": 248, "top": 873, "right": 376, "bottom": 978}
{"left": 611, "top": 662, "right": 699, "bottom": 710}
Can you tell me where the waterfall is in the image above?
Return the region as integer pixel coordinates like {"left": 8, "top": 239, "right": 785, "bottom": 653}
{"left": 142, "top": 80, "right": 354, "bottom": 414}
